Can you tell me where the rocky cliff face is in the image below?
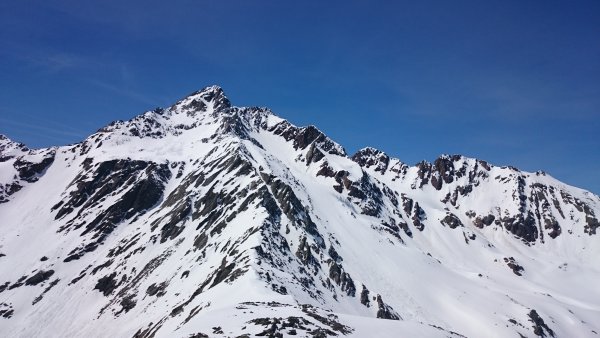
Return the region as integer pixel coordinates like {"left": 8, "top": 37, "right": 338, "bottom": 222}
{"left": 0, "top": 86, "right": 599, "bottom": 338}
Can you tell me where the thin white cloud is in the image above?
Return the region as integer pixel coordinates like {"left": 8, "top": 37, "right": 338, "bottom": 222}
{"left": 0, "top": 117, "right": 87, "bottom": 138}
{"left": 88, "top": 79, "right": 158, "bottom": 107}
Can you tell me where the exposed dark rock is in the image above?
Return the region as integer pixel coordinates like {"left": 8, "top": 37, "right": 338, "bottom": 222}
{"left": 210, "top": 257, "right": 236, "bottom": 288}
{"left": 306, "top": 143, "right": 325, "bottom": 165}
{"left": 294, "top": 126, "right": 326, "bottom": 150}
{"left": 401, "top": 195, "right": 426, "bottom": 231}
{"left": 13, "top": 152, "right": 55, "bottom": 183}
{"left": 193, "top": 233, "right": 208, "bottom": 250}
{"left": 118, "top": 294, "right": 137, "bottom": 314}
{"left": 499, "top": 212, "right": 538, "bottom": 243}
{"left": 347, "top": 172, "right": 384, "bottom": 217}
{"left": 268, "top": 121, "right": 345, "bottom": 156}
{"left": 328, "top": 262, "right": 356, "bottom": 297}
{"left": 416, "top": 161, "right": 431, "bottom": 188}
{"left": 301, "top": 304, "right": 353, "bottom": 334}
{"left": 474, "top": 215, "right": 495, "bottom": 228}
{"left": 25, "top": 270, "right": 55, "bottom": 286}
{"left": 94, "top": 272, "right": 120, "bottom": 296}
{"left": 376, "top": 294, "right": 400, "bottom": 320}
{"left": 328, "top": 246, "right": 342, "bottom": 263}
{"left": 156, "top": 198, "right": 192, "bottom": 243}
{"left": 146, "top": 281, "right": 168, "bottom": 297}
{"left": 63, "top": 242, "right": 99, "bottom": 262}
{"left": 0, "top": 302, "right": 14, "bottom": 318}
{"left": 441, "top": 213, "right": 463, "bottom": 229}
{"left": 429, "top": 155, "right": 458, "bottom": 190}
{"left": 188, "top": 333, "right": 209, "bottom": 338}
{"left": 412, "top": 205, "right": 426, "bottom": 231}
{"left": 528, "top": 309, "right": 555, "bottom": 337}
{"left": 132, "top": 320, "right": 167, "bottom": 338}
{"left": 264, "top": 176, "right": 324, "bottom": 246}
{"left": 296, "top": 237, "right": 317, "bottom": 267}
{"left": 200, "top": 86, "right": 231, "bottom": 110}
{"left": 360, "top": 285, "right": 370, "bottom": 307}
{"left": 55, "top": 159, "right": 171, "bottom": 262}
{"left": 107, "top": 234, "right": 141, "bottom": 258}
{"left": 91, "top": 259, "right": 114, "bottom": 275}
{"left": 504, "top": 257, "right": 525, "bottom": 276}
{"left": 351, "top": 147, "right": 390, "bottom": 173}
{"left": 316, "top": 163, "right": 336, "bottom": 178}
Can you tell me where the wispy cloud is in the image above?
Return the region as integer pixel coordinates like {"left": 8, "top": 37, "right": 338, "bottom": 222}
{"left": 88, "top": 79, "right": 158, "bottom": 107}
{"left": 0, "top": 117, "right": 87, "bottom": 139}
{"left": 0, "top": 42, "right": 87, "bottom": 74}
{"left": 24, "top": 52, "right": 84, "bottom": 74}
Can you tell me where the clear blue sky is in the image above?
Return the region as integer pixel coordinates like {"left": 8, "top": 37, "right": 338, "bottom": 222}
{"left": 1, "top": 1, "right": 599, "bottom": 194}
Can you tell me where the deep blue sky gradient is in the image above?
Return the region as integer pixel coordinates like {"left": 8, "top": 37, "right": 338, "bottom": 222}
{"left": 1, "top": 1, "right": 599, "bottom": 193}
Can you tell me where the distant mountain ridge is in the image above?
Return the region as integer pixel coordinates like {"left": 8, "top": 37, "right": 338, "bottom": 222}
{"left": 0, "top": 85, "right": 599, "bottom": 337}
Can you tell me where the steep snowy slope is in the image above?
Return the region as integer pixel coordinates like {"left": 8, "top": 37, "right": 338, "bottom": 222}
{"left": 0, "top": 86, "right": 599, "bottom": 338}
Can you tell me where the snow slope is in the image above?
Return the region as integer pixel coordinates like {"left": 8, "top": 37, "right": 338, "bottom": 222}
{"left": 0, "top": 86, "right": 599, "bottom": 338}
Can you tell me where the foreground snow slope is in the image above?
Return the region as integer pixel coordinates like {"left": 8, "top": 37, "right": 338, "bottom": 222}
{"left": 1, "top": 86, "right": 599, "bottom": 338}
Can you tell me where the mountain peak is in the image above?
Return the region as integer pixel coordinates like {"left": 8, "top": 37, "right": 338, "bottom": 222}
{"left": 184, "top": 85, "right": 231, "bottom": 111}
{"left": 0, "top": 134, "right": 28, "bottom": 155}
{"left": 2, "top": 86, "right": 600, "bottom": 338}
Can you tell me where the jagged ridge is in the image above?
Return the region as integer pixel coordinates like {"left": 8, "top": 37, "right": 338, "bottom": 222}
{"left": 0, "top": 86, "right": 599, "bottom": 338}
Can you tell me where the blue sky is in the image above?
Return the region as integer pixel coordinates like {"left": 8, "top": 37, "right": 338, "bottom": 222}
{"left": 1, "top": 1, "right": 599, "bottom": 193}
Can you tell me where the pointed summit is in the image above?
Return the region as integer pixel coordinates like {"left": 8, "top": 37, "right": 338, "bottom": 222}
{"left": 2, "top": 85, "right": 599, "bottom": 338}
{"left": 0, "top": 134, "right": 27, "bottom": 155}
{"left": 187, "top": 85, "right": 231, "bottom": 111}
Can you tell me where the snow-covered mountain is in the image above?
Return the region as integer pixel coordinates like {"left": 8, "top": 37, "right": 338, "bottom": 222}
{"left": 1, "top": 85, "right": 599, "bottom": 338}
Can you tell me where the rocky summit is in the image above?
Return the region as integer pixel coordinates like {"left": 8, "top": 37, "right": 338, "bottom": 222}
{"left": 0, "top": 86, "right": 599, "bottom": 338}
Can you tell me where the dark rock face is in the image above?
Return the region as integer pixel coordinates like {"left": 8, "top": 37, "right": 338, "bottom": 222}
{"left": 351, "top": 148, "right": 391, "bottom": 173}
{"left": 504, "top": 257, "right": 525, "bottom": 276}
{"left": 1, "top": 149, "right": 55, "bottom": 203}
{"left": 402, "top": 196, "right": 426, "bottom": 231}
{"left": 499, "top": 212, "right": 538, "bottom": 243}
{"left": 262, "top": 174, "right": 324, "bottom": 246}
{"left": 376, "top": 295, "right": 400, "bottom": 320}
{"left": 95, "top": 273, "right": 120, "bottom": 296}
{"left": 198, "top": 86, "right": 231, "bottom": 111}
{"left": 268, "top": 121, "right": 345, "bottom": 157}
{"left": 25, "top": 270, "right": 55, "bottom": 286}
{"left": 360, "top": 285, "right": 370, "bottom": 307}
{"left": 54, "top": 159, "right": 171, "bottom": 261}
{"left": 54, "top": 159, "right": 170, "bottom": 221}
{"left": 416, "top": 161, "right": 432, "bottom": 188}
{"left": 306, "top": 143, "right": 325, "bottom": 165}
{"left": 295, "top": 237, "right": 317, "bottom": 267}
{"left": 0, "top": 303, "right": 14, "bottom": 319}
{"left": 528, "top": 309, "right": 555, "bottom": 337}
{"left": 328, "top": 262, "right": 356, "bottom": 297}
{"left": 13, "top": 152, "right": 55, "bottom": 183}
{"left": 146, "top": 282, "right": 168, "bottom": 297}
{"left": 294, "top": 126, "right": 323, "bottom": 150}
{"left": 430, "top": 156, "right": 457, "bottom": 190}
{"left": 241, "top": 303, "right": 352, "bottom": 337}
{"left": 474, "top": 215, "right": 495, "bottom": 228}
{"left": 579, "top": 201, "right": 600, "bottom": 236}
{"left": 347, "top": 172, "right": 384, "bottom": 217}
{"left": 441, "top": 213, "right": 463, "bottom": 229}
{"left": 118, "top": 295, "right": 137, "bottom": 314}
{"left": 155, "top": 198, "right": 192, "bottom": 243}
